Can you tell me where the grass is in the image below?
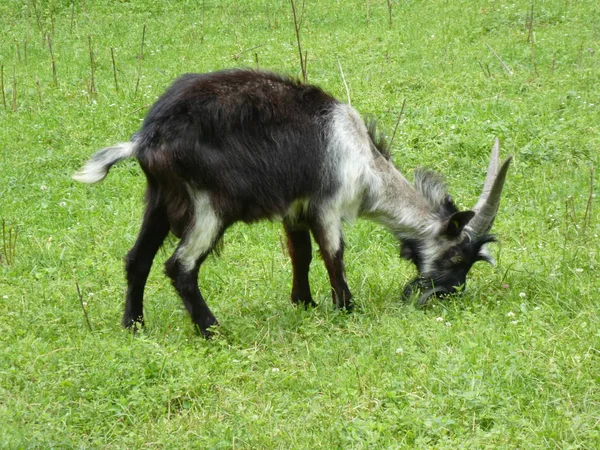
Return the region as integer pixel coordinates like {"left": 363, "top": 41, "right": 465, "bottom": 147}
{"left": 1, "top": 0, "right": 599, "bottom": 447}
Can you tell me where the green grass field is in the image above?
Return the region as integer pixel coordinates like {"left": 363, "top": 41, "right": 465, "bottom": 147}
{"left": 1, "top": 0, "right": 599, "bottom": 447}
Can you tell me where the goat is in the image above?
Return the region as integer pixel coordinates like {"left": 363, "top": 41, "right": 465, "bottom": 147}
{"left": 73, "top": 69, "right": 511, "bottom": 337}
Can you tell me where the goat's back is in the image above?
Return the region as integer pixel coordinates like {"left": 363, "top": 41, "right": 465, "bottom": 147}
{"left": 134, "top": 70, "right": 342, "bottom": 224}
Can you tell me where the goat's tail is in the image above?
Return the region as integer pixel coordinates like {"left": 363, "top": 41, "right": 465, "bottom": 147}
{"left": 72, "top": 142, "right": 136, "bottom": 184}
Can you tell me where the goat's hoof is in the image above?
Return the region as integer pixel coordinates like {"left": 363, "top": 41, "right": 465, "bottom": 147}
{"left": 304, "top": 299, "right": 318, "bottom": 309}
{"left": 196, "top": 324, "right": 220, "bottom": 339}
{"left": 123, "top": 316, "right": 144, "bottom": 333}
{"left": 336, "top": 301, "right": 353, "bottom": 312}
{"left": 292, "top": 296, "right": 317, "bottom": 309}
{"left": 194, "top": 316, "right": 219, "bottom": 339}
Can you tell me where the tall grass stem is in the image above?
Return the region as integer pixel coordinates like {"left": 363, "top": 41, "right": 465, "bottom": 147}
{"left": 290, "top": 0, "right": 307, "bottom": 83}
{"left": 47, "top": 34, "right": 58, "bottom": 86}
{"left": 1, "top": 64, "right": 5, "bottom": 108}
{"left": 75, "top": 281, "right": 93, "bottom": 332}
{"left": 388, "top": 98, "right": 406, "bottom": 154}
{"left": 134, "top": 24, "right": 147, "bottom": 97}
{"left": 111, "top": 47, "right": 119, "bottom": 93}
{"left": 11, "top": 66, "right": 17, "bottom": 111}
{"left": 88, "top": 35, "right": 96, "bottom": 96}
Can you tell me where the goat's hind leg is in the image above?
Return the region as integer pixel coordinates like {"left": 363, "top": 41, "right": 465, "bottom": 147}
{"left": 283, "top": 223, "right": 317, "bottom": 308}
{"left": 123, "top": 200, "right": 170, "bottom": 330}
{"left": 165, "top": 253, "right": 219, "bottom": 338}
{"left": 164, "top": 192, "right": 223, "bottom": 338}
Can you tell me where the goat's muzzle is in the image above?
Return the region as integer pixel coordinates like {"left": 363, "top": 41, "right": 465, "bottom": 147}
{"left": 402, "top": 278, "right": 463, "bottom": 306}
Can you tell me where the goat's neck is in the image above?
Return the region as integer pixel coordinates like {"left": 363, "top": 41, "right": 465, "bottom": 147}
{"left": 364, "top": 157, "right": 443, "bottom": 239}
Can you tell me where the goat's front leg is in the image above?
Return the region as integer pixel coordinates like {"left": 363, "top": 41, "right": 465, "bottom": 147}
{"left": 283, "top": 223, "right": 317, "bottom": 308}
{"left": 310, "top": 217, "right": 353, "bottom": 310}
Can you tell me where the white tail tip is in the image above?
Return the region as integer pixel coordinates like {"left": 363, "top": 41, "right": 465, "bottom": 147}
{"left": 73, "top": 142, "right": 135, "bottom": 184}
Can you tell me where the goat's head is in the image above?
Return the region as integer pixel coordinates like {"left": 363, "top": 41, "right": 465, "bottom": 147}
{"left": 401, "top": 139, "right": 512, "bottom": 305}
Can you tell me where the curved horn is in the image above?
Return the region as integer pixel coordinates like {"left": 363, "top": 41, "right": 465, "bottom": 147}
{"left": 467, "top": 138, "right": 513, "bottom": 236}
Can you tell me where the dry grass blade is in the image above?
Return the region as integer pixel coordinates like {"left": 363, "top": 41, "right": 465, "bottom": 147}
{"left": 1, "top": 219, "right": 18, "bottom": 266}
{"left": 337, "top": 58, "right": 351, "bottom": 105}
{"left": 47, "top": 34, "right": 58, "bottom": 85}
{"left": 75, "top": 281, "right": 93, "bottom": 332}
{"left": 290, "top": 0, "right": 307, "bottom": 83}
{"left": 11, "top": 65, "right": 17, "bottom": 111}
{"left": 88, "top": 35, "right": 96, "bottom": 96}
{"left": 486, "top": 43, "right": 514, "bottom": 75}
{"left": 111, "top": 47, "right": 119, "bottom": 93}
{"left": 582, "top": 167, "right": 594, "bottom": 236}
{"left": 387, "top": 98, "right": 406, "bottom": 154}
{"left": 232, "top": 44, "right": 265, "bottom": 61}
{"left": 134, "top": 24, "right": 147, "bottom": 96}
{"left": 1, "top": 64, "right": 5, "bottom": 108}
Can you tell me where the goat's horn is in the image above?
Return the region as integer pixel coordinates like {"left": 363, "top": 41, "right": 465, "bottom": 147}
{"left": 467, "top": 138, "right": 512, "bottom": 236}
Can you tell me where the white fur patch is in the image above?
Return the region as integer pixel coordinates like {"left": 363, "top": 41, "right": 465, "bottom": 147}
{"left": 283, "top": 198, "right": 310, "bottom": 224}
{"left": 326, "top": 104, "right": 380, "bottom": 222}
{"left": 325, "top": 105, "right": 444, "bottom": 239}
{"left": 72, "top": 142, "right": 136, "bottom": 184}
{"left": 176, "top": 190, "right": 222, "bottom": 271}
{"left": 316, "top": 207, "right": 343, "bottom": 255}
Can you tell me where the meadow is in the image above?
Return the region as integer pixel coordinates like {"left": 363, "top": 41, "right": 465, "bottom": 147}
{"left": 0, "top": 0, "right": 599, "bottom": 447}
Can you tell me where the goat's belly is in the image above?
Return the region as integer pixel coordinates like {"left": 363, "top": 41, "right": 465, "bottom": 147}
{"left": 205, "top": 190, "right": 305, "bottom": 225}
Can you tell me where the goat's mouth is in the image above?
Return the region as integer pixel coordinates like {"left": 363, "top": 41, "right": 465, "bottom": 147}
{"left": 416, "top": 286, "right": 452, "bottom": 306}
{"left": 402, "top": 278, "right": 461, "bottom": 306}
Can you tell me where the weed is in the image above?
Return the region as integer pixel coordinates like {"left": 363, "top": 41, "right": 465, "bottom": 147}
{"left": 1, "top": 219, "right": 18, "bottom": 266}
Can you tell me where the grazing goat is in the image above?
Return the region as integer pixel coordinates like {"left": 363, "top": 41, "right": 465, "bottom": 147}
{"left": 73, "top": 69, "right": 511, "bottom": 337}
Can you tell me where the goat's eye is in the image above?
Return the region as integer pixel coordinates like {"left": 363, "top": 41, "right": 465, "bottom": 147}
{"left": 451, "top": 255, "right": 463, "bottom": 264}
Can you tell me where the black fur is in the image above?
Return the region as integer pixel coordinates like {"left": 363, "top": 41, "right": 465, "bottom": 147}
{"left": 135, "top": 70, "right": 340, "bottom": 228}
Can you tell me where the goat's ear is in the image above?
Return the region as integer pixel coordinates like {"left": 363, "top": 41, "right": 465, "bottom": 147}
{"left": 443, "top": 211, "right": 475, "bottom": 238}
